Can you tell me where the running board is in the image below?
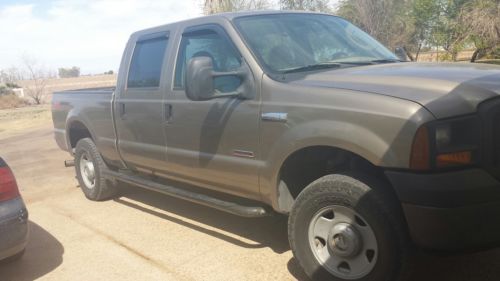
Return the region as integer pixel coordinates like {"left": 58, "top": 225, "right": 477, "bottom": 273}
{"left": 102, "top": 169, "right": 269, "bottom": 218}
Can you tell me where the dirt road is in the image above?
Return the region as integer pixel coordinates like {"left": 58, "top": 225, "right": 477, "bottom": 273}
{"left": 1, "top": 124, "right": 500, "bottom": 280}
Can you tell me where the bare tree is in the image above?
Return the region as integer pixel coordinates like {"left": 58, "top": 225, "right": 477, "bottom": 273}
{"left": 460, "top": 0, "right": 500, "bottom": 62}
{"left": 204, "top": 0, "right": 270, "bottom": 15}
{"left": 0, "top": 67, "right": 23, "bottom": 85}
{"left": 279, "top": 0, "right": 333, "bottom": 12}
{"left": 337, "top": 0, "right": 411, "bottom": 50}
{"left": 22, "top": 55, "right": 53, "bottom": 105}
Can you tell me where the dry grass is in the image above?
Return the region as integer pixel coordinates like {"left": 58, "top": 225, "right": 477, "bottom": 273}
{"left": 0, "top": 75, "right": 116, "bottom": 136}
{"left": 416, "top": 50, "right": 476, "bottom": 62}
{"left": 477, "top": 59, "right": 500, "bottom": 65}
{"left": 0, "top": 94, "right": 29, "bottom": 109}
{"left": 18, "top": 74, "right": 117, "bottom": 92}
{"left": 17, "top": 74, "right": 117, "bottom": 104}
{"left": 0, "top": 105, "right": 52, "bottom": 138}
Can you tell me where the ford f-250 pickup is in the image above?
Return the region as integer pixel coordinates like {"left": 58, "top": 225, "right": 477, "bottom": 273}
{"left": 52, "top": 11, "right": 500, "bottom": 281}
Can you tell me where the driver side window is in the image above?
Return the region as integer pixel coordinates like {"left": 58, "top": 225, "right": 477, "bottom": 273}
{"left": 174, "top": 28, "right": 242, "bottom": 93}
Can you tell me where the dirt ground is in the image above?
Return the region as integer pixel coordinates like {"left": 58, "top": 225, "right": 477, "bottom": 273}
{"left": 1, "top": 106, "right": 500, "bottom": 281}
{"left": 0, "top": 105, "right": 52, "bottom": 136}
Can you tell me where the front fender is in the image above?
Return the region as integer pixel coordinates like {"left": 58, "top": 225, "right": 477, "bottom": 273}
{"left": 258, "top": 107, "right": 435, "bottom": 212}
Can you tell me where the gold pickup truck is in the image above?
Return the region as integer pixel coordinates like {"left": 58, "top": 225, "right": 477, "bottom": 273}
{"left": 52, "top": 11, "right": 500, "bottom": 281}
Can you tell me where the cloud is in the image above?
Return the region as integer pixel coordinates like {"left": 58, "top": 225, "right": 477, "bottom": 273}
{"left": 0, "top": 0, "right": 203, "bottom": 74}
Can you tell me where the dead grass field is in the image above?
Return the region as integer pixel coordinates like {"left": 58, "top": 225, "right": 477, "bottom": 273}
{"left": 415, "top": 50, "right": 499, "bottom": 64}
{"left": 0, "top": 94, "right": 29, "bottom": 109}
{"left": 0, "top": 105, "right": 51, "bottom": 137}
{"left": 17, "top": 74, "right": 117, "bottom": 104}
{"left": 0, "top": 75, "right": 111, "bottom": 133}
{"left": 416, "top": 50, "right": 476, "bottom": 62}
{"left": 18, "top": 74, "right": 117, "bottom": 92}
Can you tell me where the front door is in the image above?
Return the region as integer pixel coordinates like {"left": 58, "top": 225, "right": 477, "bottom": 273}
{"left": 163, "top": 25, "right": 261, "bottom": 198}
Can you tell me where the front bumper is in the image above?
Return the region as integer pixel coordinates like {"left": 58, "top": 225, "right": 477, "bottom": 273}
{"left": 0, "top": 197, "right": 29, "bottom": 261}
{"left": 386, "top": 168, "right": 500, "bottom": 251}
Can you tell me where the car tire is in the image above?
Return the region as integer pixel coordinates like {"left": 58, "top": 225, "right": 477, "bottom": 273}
{"left": 288, "top": 173, "right": 413, "bottom": 281}
{"left": 74, "top": 138, "right": 117, "bottom": 201}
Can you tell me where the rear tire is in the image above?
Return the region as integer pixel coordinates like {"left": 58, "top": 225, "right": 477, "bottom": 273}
{"left": 74, "top": 138, "right": 117, "bottom": 201}
{"left": 288, "top": 173, "right": 413, "bottom": 281}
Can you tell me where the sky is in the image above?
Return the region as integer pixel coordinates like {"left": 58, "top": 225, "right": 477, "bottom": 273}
{"left": 0, "top": 0, "right": 203, "bottom": 74}
{"left": 0, "top": 0, "right": 340, "bottom": 75}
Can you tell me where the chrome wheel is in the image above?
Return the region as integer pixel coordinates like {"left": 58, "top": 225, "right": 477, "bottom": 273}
{"left": 308, "top": 205, "right": 378, "bottom": 280}
{"left": 79, "top": 152, "right": 95, "bottom": 189}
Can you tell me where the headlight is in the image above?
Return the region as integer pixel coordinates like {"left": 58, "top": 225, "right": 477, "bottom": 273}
{"left": 435, "top": 124, "right": 452, "bottom": 150}
{"left": 410, "top": 115, "right": 481, "bottom": 170}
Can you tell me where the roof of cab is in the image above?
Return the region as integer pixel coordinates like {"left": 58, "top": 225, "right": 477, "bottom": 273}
{"left": 130, "top": 10, "right": 326, "bottom": 38}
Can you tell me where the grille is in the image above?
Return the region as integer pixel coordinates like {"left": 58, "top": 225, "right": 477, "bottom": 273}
{"left": 493, "top": 112, "right": 500, "bottom": 167}
{"left": 479, "top": 98, "right": 500, "bottom": 180}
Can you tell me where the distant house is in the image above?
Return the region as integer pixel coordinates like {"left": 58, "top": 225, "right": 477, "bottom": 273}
{"left": 12, "top": 88, "right": 24, "bottom": 98}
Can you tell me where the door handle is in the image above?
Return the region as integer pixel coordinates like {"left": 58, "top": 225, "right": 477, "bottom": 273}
{"left": 119, "top": 103, "right": 126, "bottom": 119}
{"left": 164, "top": 103, "right": 173, "bottom": 122}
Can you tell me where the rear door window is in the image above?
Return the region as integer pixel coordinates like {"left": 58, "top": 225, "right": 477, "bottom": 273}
{"left": 128, "top": 36, "right": 169, "bottom": 88}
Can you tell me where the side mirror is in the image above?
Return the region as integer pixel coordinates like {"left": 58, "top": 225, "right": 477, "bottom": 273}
{"left": 394, "top": 46, "right": 410, "bottom": 62}
{"left": 185, "top": 56, "right": 254, "bottom": 101}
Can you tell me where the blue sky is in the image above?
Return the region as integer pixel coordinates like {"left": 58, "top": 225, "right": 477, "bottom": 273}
{"left": 0, "top": 0, "right": 202, "bottom": 74}
{"left": 0, "top": 0, "right": 339, "bottom": 75}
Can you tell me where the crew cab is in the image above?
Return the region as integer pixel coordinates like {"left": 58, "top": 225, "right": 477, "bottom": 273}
{"left": 52, "top": 11, "right": 500, "bottom": 281}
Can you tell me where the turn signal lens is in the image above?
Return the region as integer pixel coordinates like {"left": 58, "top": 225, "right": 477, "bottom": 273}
{"left": 410, "top": 126, "right": 430, "bottom": 170}
{"left": 436, "top": 151, "right": 472, "bottom": 167}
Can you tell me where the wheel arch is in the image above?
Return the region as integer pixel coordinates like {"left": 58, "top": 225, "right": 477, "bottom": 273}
{"left": 269, "top": 144, "right": 401, "bottom": 214}
{"left": 66, "top": 117, "right": 96, "bottom": 151}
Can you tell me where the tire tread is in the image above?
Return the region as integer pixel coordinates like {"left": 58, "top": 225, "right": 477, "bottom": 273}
{"left": 75, "top": 138, "right": 117, "bottom": 201}
{"left": 288, "top": 173, "right": 414, "bottom": 281}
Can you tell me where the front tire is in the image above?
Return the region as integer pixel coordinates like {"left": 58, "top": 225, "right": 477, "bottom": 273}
{"left": 288, "top": 173, "right": 413, "bottom": 281}
{"left": 74, "top": 138, "right": 117, "bottom": 201}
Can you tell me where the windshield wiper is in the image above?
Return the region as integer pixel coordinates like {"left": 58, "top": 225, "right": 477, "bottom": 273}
{"left": 282, "top": 62, "right": 342, "bottom": 74}
{"left": 281, "top": 59, "right": 401, "bottom": 74}
{"left": 370, "top": 59, "right": 402, "bottom": 64}
{"left": 332, "top": 61, "right": 374, "bottom": 66}
{"left": 328, "top": 59, "right": 402, "bottom": 65}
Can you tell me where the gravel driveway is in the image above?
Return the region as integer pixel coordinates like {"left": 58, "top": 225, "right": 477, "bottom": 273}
{"left": 1, "top": 124, "right": 499, "bottom": 281}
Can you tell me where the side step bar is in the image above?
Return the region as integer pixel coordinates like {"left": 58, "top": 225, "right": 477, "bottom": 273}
{"left": 102, "top": 169, "right": 269, "bottom": 218}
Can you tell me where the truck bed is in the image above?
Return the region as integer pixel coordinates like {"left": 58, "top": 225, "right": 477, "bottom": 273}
{"left": 53, "top": 86, "right": 116, "bottom": 94}
{"left": 52, "top": 87, "right": 118, "bottom": 165}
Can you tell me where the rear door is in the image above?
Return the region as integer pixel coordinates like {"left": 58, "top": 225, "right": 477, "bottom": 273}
{"left": 114, "top": 32, "right": 170, "bottom": 173}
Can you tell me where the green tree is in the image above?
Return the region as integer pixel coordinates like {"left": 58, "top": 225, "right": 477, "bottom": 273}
{"left": 0, "top": 85, "right": 12, "bottom": 96}
{"left": 409, "top": 0, "right": 441, "bottom": 60}
{"left": 58, "top": 66, "right": 81, "bottom": 78}
{"left": 431, "top": 0, "right": 470, "bottom": 61}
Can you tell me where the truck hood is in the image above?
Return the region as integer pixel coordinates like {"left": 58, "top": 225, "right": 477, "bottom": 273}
{"left": 290, "top": 62, "right": 500, "bottom": 119}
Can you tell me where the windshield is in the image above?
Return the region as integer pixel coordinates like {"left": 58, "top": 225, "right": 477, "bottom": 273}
{"left": 234, "top": 14, "right": 398, "bottom": 73}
